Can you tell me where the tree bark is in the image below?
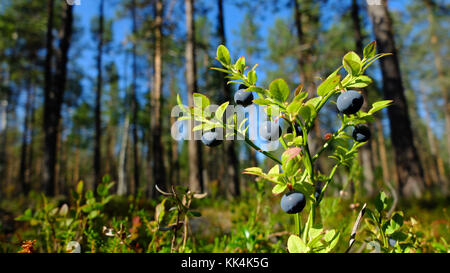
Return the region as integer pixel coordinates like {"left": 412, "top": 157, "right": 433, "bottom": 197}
{"left": 43, "top": 1, "right": 73, "bottom": 196}
{"left": 117, "top": 117, "right": 129, "bottom": 196}
{"left": 424, "top": 0, "right": 450, "bottom": 171}
{"left": 152, "top": 0, "right": 167, "bottom": 196}
{"left": 367, "top": 0, "right": 425, "bottom": 198}
{"left": 43, "top": 0, "right": 55, "bottom": 196}
{"left": 185, "top": 0, "right": 204, "bottom": 193}
{"left": 131, "top": 0, "right": 140, "bottom": 195}
{"left": 19, "top": 77, "right": 32, "bottom": 195}
{"left": 94, "top": 0, "right": 104, "bottom": 189}
{"left": 218, "top": 0, "right": 240, "bottom": 196}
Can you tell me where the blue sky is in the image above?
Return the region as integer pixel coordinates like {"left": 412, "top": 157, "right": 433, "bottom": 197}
{"left": 69, "top": 0, "right": 437, "bottom": 149}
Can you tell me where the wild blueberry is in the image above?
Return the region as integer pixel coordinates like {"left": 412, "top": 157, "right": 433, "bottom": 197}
{"left": 388, "top": 237, "right": 397, "bottom": 247}
{"left": 287, "top": 123, "right": 301, "bottom": 136}
{"left": 201, "top": 131, "right": 223, "bottom": 147}
{"left": 352, "top": 125, "right": 371, "bottom": 142}
{"left": 314, "top": 186, "right": 322, "bottom": 202}
{"left": 260, "top": 121, "right": 282, "bottom": 141}
{"left": 234, "top": 87, "right": 254, "bottom": 107}
{"left": 280, "top": 191, "right": 306, "bottom": 214}
{"left": 336, "top": 90, "right": 364, "bottom": 115}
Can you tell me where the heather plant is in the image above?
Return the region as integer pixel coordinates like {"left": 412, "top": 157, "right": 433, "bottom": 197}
{"left": 176, "top": 41, "right": 393, "bottom": 253}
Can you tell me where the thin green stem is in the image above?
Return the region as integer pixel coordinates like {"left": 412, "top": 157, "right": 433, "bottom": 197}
{"left": 294, "top": 213, "right": 300, "bottom": 236}
{"left": 234, "top": 128, "right": 282, "bottom": 165}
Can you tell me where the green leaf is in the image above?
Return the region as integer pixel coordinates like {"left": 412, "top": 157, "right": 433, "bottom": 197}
{"left": 346, "top": 75, "right": 373, "bottom": 88}
{"left": 286, "top": 101, "right": 303, "bottom": 115}
{"left": 247, "top": 86, "right": 269, "bottom": 97}
{"left": 293, "top": 90, "right": 308, "bottom": 102}
{"left": 375, "top": 191, "right": 389, "bottom": 213}
{"left": 369, "top": 100, "right": 393, "bottom": 114}
{"left": 243, "top": 167, "right": 263, "bottom": 175}
{"left": 248, "top": 70, "right": 257, "bottom": 85}
{"left": 268, "top": 165, "right": 280, "bottom": 175}
{"left": 324, "top": 230, "right": 340, "bottom": 251}
{"left": 272, "top": 184, "right": 287, "bottom": 195}
{"left": 283, "top": 147, "right": 302, "bottom": 162}
{"left": 215, "top": 101, "right": 229, "bottom": 120}
{"left": 299, "top": 104, "right": 316, "bottom": 125}
{"left": 235, "top": 56, "right": 246, "bottom": 72}
{"left": 210, "top": 67, "right": 229, "bottom": 74}
{"left": 88, "top": 210, "right": 100, "bottom": 219}
{"left": 269, "top": 78, "right": 290, "bottom": 102}
{"left": 343, "top": 51, "right": 362, "bottom": 76}
{"left": 363, "top": 41, "right": 377, "bottom": 59}
{"left": 287, "top": 235, "right": 307, "bottom": 253}
{"left": 317, "top": 74, "right": 341, "bottom": 96}
{"left": 76, "top": 181, "right": 84, "bottom": 195}
{"left": 216, "top": 45, "right": 231, "bottom": 65}
{"left": 252, "top": 98, "right": 271, "bottom": 105}
{"left": 362, "top": 53, "right": 393, "bottom": 71}
{"left": 305, "top": 96, "right": 322, "bottom": 109}
{"left": 309, "top": 225, "right": 324, "bottom": 241}
{"left": 386, "top": 213, "right": 404, "bottom": 234}
{"left": 188, "top": 211, "right": 202, "bottom": 217}
{"left": 193, "top": 93, "right": 210, "bottom": 110}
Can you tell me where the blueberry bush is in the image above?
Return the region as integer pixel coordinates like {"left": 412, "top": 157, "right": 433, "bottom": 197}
{"left": 176, "top": 41, "right": 395, "bottom": 253}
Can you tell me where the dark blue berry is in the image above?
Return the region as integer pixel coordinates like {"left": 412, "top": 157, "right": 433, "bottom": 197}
{"left": 388, "top": 237, "right": 397, "bottom": 247}
{"left": 280, "top": 191, "right": 306, "bottom": 214}
{"left": 287, "top": 123, "right": 301, "bottom": 136}
{"left": 234, "top": 88, "right": 254, "bottom": 107}
{"left": 336, "top": 90, "right": 364, "bottom": 115}
{"left": 314, "top": 186, "right": 322, "bottom": 203}
{"left": 201, "top": 131, "right": 223, "bottom": 147}
{"left": 352, "top": 125, "right": 371, "bottom": 142}
{"left": 260, "top": 121, "right": 282, "bottom": 141}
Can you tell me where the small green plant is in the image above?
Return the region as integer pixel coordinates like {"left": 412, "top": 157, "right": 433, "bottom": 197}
{"left": 154, "top": 185, "right": 207, "bottom": 253}
{"left": 176, "top": 41, "right": 393, "bottom": 253}
{"left": 15, "top": 176, "right": 115, "bottom": 253}
{"left": 363, "top": 191, "right": 421, "bottom": 253}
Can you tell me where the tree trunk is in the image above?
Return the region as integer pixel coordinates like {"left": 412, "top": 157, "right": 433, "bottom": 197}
{"left": 185, "top": 0, "right": 204, "bottom": 193}
{"left": 94, "top": 0, "right": 104, "bottom": 189}
{"left": 351, "top": 0, "right": 375, "bottom": 196}
{"left": 217, "top": 0, "right": 240, "bottom": 196}
{"left": 152, "top": 0, "right": 166, "bottom": 196}
{"left": 424, "top": 0, "right": 450, "bottom": 172}
{"left": 131, "top": 0, "right": 140, "bottom": 195}
{"left": 367, "top": 0, "right": 425, "bottom": 198}
{"left": 19, "top": 78, "right": 32, "bottom": 195}
{"left": 43, "top": 0, "right": 55, "bottom": 196}
{"left": 44, "top": 1, "right": 73, "bottom": 196}
{"left": 169, "top": 71, "right": 179, "bottom": 187}
{"left": 117, "top": 117, "right": 129, "bottom": 196}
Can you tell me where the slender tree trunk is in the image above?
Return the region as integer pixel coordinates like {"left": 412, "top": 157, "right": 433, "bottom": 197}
{"left": 169, "top": 72, "right": 179, "bottom": 187}
{"left": 131, "top": 0, "right": 140, "bottom": 195}
{"left": 351, "top": 0, "right": 375, "bottom": 196}
{"left": 73, "top": 138, "right": 80, "bottom": 187}
{"left": 27, "top": 85, "right": 36, "bottom": 191}
{"left": 54, "top": 118, "right": 62, "bottom": 195}
{"left": 117, "top": 117, "right": 129, "bottom": 196}
{"left": 218, "top": 0, "right": 240, "bottom": 196}
{"left": 367, "top": 0, "right": 425, "bottom": 198}
{"left": 19, "top": 78, "right": 32, "bottom": 195}
{"left": 424, "top": 0, "right": 450, "bottom": 169}
{"left": 43, "top": 0, "right": 55, "bottom": 195}
{"left": 185, "top": 0, "right": 204, "bottom": 193}
{"left": 94, "top": 0, "right": 104, "bottom": 189}
{"left": 152, "top": 0, "right": 166, "bottom": 196}
{"left": 376, "top": 119, "right": 391, "bottom": 187}
{"left": 420, "top": 85, "right": 444, "bottom": 187}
